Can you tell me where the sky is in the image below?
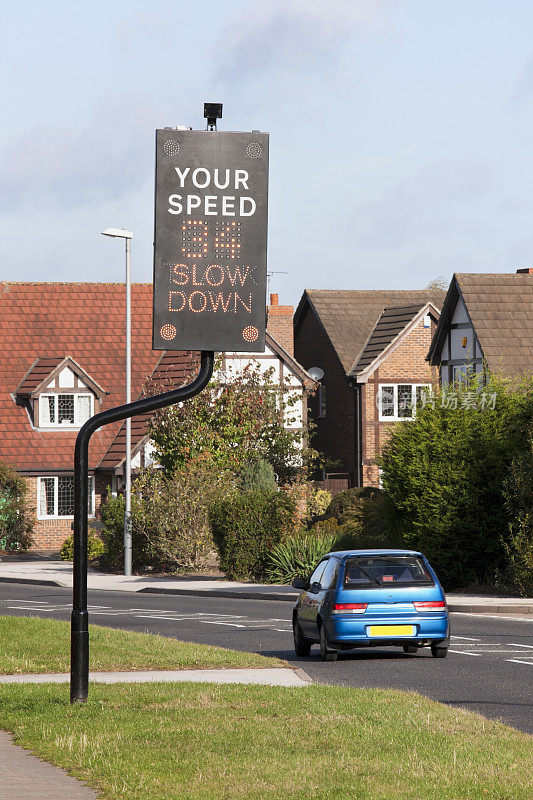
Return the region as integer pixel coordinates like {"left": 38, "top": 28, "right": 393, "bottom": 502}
{"left": 2, "top": 0, "right": 533, "bottom": 307}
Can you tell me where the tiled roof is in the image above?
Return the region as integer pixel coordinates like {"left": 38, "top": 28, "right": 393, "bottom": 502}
{"left": 16, "top": 358, "right": 64, "bottom": 394}
{"left": 296, "top": 289, "right": 446, "bottom": 373}
{"left": 456, "top": 273, "right": 533, "bottom": 377}
{"left": 0, "top": 282, "right": 161, "bottom": 471}
{"left": 350, "top": 304, "right": 427, "bottom": 375}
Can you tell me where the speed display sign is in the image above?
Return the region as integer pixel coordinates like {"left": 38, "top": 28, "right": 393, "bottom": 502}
{"left": 153, "top": 129, "right": 269, "bottom": 352}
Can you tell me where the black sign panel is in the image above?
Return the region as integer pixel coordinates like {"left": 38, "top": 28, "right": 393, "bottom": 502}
{"left": 153, "top": 130, "right": 269, "bottom": 351}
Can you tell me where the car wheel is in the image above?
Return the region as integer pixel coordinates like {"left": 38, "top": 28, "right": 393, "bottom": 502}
{"left": 402, "top": 645, "right": 418, "bottom": 654}
{"left": 293, "top": 621, "right": 311, "bottom": 657}
{"left": 319, "top": 623, "right": 337, "bottom": 662}
{"left": 431, "top": 645, "right": 448, "bottom": 658}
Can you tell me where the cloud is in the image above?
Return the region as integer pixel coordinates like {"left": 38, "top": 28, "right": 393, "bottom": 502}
{"left": 0, "top": 96, "right": 156, "bottom": 213}
{"left": 351, "top": 159, "right": 497, "bottom": 248}
{"left": 215, "top": 0, "right": 397, "bottom": 86}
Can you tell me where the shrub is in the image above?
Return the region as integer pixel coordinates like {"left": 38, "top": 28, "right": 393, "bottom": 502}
{"left": 238, "top": 454, "right": 277, "bottom": 492}
{"left": 319, "top": 487, "right": 393, "bottom": 548}
{"left": 308, "top": 489, "right": 332, "bottom": 519}
{"left": 380, "top": 375, "right": 533, "bottom": 589}
{"left": 209, "top": 490, "right": 296, "bottom": 581}
{"left": 0, "top": 462, "right": 33, "bottom": 552}
{"left": 59, "top": 530, "right": 105, "bottom": 562}
{"left": 500, "top": 439, "right": 533, "bottom": 596}
{"left": 266, "top": 529, "right": 337, "bottom": 584}
{"left": 100, "top": 461, "right": 233, "bottom": 573}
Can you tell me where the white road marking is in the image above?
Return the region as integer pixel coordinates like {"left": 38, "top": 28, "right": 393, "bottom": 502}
{"left": 507, "top": 659, "right": 533, "bottom": 666}
{"left": 4, "top": 599, "right": 48, "bottom": 603}
{"left": 448, "top": 650, "right": 482, "bottom": 656}
{"left": 450, "top": 635, "right": 480, "bottom": 641}
{"left": 452, "top": 612, "right": 533, "bottom": 623}
{"left": 508, "top": 643, "right": 533, "bottom": 648}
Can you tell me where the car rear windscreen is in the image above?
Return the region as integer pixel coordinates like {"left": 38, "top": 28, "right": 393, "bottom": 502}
{"left": 343, "top": 555, "right": 434, "bottom": 588}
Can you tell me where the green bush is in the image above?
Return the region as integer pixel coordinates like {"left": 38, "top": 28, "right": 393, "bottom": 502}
{"left": 100, "top": 462, "right": 231, "bottom": 573}
{"left": 380, "top": 375, "right": 533, "bottom": 589}
{"left": 59, "top": 530, "right": 105, "bottom": 562}
{"left": 209, "top": 490, "right": 296, "bottom": 581}
{"left": 308, "top": 489, "right": 332, "bottom": 519}
{"left": 319, "top": 487, "right": 395, "bottom": 548}
{"left": 500, "top": 439, "right": 533, "bottom": 596}
{"left": 238, "top": 454, "right": 277, "bottom": 492}
{"left": 0, "top": 462, "right": 33, "bottom": 552}
{"left": 265, "top": 529, "right": 337, "bottom": 584}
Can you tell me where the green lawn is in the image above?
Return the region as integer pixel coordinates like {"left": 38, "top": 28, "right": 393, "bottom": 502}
{"left": 1, "top": 681, "right": 531, "bottom": 800}
{"left": 0, "top": 616, "right": 531, "bottom": 800}
{"left": 0, "top": 615, "right": 283, "bottom": 673}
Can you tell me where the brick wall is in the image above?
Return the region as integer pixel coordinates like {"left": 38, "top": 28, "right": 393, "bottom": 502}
{"left": 362, "top": 318, "right": 439, "bottom": 487}
{"left": 267, "top": 294, "right": 294, "bottom": 356}
{"left": 25, "top": 473, "right": 109, "bottom": 550}
{"left": 294, "top": 304, "right": 356, "bottom": 477}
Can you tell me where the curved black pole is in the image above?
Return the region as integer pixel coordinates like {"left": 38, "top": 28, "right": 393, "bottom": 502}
{"left": 70, "top": 351, "right": 215, "bottom": 703}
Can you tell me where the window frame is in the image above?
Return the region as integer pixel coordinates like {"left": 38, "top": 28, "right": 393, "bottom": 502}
{"left": 378, "top": 383, "right": 432, "bottom": 421}
{"left": 38, "top": 392, "right": 94, "bottom": 429}
{"left": 37, "top": 475, "right": 95, "bottom": 519}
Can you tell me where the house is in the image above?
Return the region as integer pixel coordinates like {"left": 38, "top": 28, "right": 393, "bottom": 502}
{"left": 0, "top": 283, "right": 312, "bottom": 550}
{"left": 427, "top": 269, "right": 533, "bottom": 386}
{"left": 294, "top": 288, "right": 446, "bottom": 488}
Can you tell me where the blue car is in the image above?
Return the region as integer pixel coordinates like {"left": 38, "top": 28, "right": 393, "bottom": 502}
{"left": 292, "top": 549, "right": 449, "bottom": 661}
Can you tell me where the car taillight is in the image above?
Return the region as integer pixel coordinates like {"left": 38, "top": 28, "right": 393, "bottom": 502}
{"left": 332, "top": 603, "right": 368, "bottom": 614}
{"left": 413, "top": 601, "right": 446, "bottom": 612}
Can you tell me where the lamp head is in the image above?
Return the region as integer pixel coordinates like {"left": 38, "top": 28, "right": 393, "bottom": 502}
{"left": 101, "top": 227, "right": 133, "bottom": 239}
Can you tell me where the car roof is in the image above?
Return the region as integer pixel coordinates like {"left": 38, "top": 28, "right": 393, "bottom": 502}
{"left": 326, "top": 549, "right": 423, "bottom": 560}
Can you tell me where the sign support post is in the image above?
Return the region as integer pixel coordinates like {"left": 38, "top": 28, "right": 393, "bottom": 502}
{"left": 70, "top": 351, "right": 214, "bottom": 704}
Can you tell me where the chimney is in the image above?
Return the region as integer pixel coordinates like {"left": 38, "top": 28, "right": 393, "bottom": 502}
{"left": 266, "top": 292, "right": 294, "bottom": 356}
{"left": 516, "top": 268, "right": 533, "bottom": 274}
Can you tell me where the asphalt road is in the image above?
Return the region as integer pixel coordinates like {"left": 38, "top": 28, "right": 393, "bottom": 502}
{"left": 1, "top": 582, "right": 532, "bottom": 734}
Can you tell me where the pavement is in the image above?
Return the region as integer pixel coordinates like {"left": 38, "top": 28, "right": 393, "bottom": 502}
{"left": 0, "top": 731, "right": 98, "bottom": 800}
{"left": 0, "top": 666, "right": 310, "bottom": 687}
{"left": 0, "top": 557, "right": 532, "bottom": 612}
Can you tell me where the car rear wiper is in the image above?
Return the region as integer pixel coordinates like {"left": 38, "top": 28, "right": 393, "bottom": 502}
{"left": 352, "top": 562, "right": 382, "bottom": 586}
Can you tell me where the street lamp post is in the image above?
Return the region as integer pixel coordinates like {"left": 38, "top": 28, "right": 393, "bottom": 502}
{"left": 101, "top": 227, "right": 133, "bottom": 576}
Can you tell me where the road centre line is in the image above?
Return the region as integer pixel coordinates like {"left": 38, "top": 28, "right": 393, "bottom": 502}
{"left": 507, "top": 659, "right": 533, "bottom": 666}
{"left": 508, "top": 643, "right": 533, "bottom": 648}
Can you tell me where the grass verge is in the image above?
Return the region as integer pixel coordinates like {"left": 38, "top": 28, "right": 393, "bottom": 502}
{"left": 0, "top": 681, "right": 531, "bottom": 800}
{"left": 0, "top": 615, "right": 283, "bottom": 673}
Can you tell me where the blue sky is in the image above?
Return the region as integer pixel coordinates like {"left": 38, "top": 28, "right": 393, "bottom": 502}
{"left": 2, "top": 0, "right": 533, "bottom": 305}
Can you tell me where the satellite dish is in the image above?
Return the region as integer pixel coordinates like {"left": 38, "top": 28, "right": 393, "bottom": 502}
{"left": 308, "top": 367, "right": 324, "bottom": 381}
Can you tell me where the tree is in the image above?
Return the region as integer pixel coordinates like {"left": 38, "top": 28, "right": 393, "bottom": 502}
{"left": 380, "top": 375, "right": 533, "bottom": 589}
{"left": 148, "top": 358, "right": 317, "bottom": 483}
{"left": 0, "top": 461, "right": 33, "bottom": 552}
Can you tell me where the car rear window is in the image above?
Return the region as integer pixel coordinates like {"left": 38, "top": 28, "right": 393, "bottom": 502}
{"left": 343, "top": 555, "right": 434, "bottom": 588}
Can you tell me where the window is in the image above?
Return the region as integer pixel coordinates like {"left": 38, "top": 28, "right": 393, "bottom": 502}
{"left": 39, "top": 393, "right": 93, "bottom": 427}
{"left": 38, "top": 476, "right": 94, "bottom": 518}
{"left": 378, "top": 384, "right": 431, "bottom": 421}
{"left": 343, "top": 555, "right": 434, "bottom": 588}
{"left": 320, "top": 557, "right": 339, "bottom": 590}
{"left": 309, "top": 559, "right": 328, "bottom": 589}
{"left": 453, "top": 365, "right": 470, "bottom": 389}
{"left": 317, "top": 384, "right": 326, "bottom": 418}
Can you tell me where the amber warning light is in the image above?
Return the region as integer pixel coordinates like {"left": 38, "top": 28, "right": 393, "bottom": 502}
{"left": 152, "top": 129, "right": 269, "bottom": 352}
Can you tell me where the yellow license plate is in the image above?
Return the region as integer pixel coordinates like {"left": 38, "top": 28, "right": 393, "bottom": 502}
{"left": 368, "top": 625, "right": 415, "bottom": 637}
